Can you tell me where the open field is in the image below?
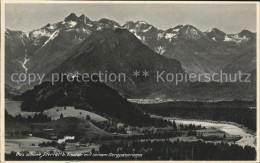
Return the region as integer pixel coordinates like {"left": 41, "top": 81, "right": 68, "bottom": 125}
{"left": 5, "top": 137, "right": 57, "bottom": 154}
{"left": 43, "top": 106, "right": 107, "bottom": 122}
{"left": 65, "top": 142, "right": 100, "bottom": 154}
{"left": 5, "top": 100, "right": 107, "bottom": 122}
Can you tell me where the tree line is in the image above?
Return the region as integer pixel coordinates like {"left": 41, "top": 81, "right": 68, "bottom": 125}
{"left": 99, "top": 140, "right": 256, "bottom": 160}
{"left": 136, "top": 100, "right": 256, "bottom": 131}
{"left": 6, "top": 140, "right": 256, "bottom": 160}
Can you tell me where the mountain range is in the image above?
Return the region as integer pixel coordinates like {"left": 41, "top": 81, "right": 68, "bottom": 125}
{"left": 124, "top": 22, "right": 256, "bottom": 74}
{"left": 5, "top": 13, "right": 256, "bottom": 99}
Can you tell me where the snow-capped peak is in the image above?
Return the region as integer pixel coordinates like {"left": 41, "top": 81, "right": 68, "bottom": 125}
{"left": 204, "top": 28, "right": 226, "bottom": 41}
{"left": 166, "top": 25, "right": 184, "bottom": 33}
{"left": 42, "top": 29, "right": 60, "bottom": 47}
{"left": 137, "top": 21, "right": 148, "bottom": 25}
{"left": 67, "top": 21, "right": 78, "bottom": 28}
{"left": 64, "top": 13, "right": 78, "bottom": 22}
{"left": 182, "top": 25, "right": 199, "bottom": 36}
{"left": 205, "top": 28, "right": 225, "bottom": 34}
{"left": 238, "top": 30, "right": 255, "bottom": 38}
{"left": 79, "top": 14, "right": 90, "bottom": 23}
{"left": 123, "top": 21, "right": 135, "bottom": 29}
{"left": 173, "top": 25, "right": 184, "bottom": 30}
{"left": 178, "top": 24, "right": 207, "bottom": 40}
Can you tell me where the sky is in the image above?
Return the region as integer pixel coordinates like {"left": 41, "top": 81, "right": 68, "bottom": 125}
{"left": 5, "top": 3, "right": 257, "bottom": 33}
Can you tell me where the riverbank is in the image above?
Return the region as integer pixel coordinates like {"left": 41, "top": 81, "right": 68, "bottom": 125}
{"left": 151, "top": 115, "right": 256, "bottom": 136}
{"left": 151, "top": 115, "right": 256, "bottom": 148}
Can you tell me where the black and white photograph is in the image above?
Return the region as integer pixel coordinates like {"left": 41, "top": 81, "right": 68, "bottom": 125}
{"left": 1, "top": 1, "right": 259, "bottom": 161}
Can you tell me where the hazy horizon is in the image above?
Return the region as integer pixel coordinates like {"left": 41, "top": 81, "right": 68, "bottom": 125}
{"left": 5, "top": 3, "right": 257, "bottom": 33}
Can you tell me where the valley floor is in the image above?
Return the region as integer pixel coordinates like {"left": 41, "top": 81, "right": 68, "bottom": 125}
{"left": 4, "top": 100, "right": 257, "bottom": 160}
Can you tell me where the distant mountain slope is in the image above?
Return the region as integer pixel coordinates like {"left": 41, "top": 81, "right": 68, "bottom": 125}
{"left": 205, "top": 29, "right": 256, "bottom": 43}
{"left": 222, "top": 40, "right": 256, "bottom": 74}
{"left": 5, "top": 84, "right": 21, "bottom": 100}
{"left": 125, "top": 23, "right": 256, "bottom": 75}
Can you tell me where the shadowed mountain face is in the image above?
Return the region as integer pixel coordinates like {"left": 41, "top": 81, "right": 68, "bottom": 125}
{"left": 48, "top": 28, "right": 184, "bottom": 97}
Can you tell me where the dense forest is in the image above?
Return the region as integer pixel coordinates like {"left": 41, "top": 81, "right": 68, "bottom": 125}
{"left": 18, "top": 75, "right": 170, "bottom": 127}
{"left": 99, "top": 140, "right": 256, "bottom": 160}
{"left": 5, "top": 110, "right": 52, "bottom": 123}
{"left": 135, "top": 100, "right": 256, "bottom": 131}
{"left": 6, "top": 140, "right": 256, "bottom": 160}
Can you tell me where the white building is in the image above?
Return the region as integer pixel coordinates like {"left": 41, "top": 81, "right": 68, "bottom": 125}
{"left": 58, "top": 136, "right": 75, "bottom": 144}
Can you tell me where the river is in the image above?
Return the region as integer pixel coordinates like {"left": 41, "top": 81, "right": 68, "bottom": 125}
{"left": 166, "top": 118, "right": 256, "bottom": 148}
